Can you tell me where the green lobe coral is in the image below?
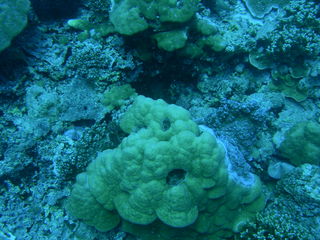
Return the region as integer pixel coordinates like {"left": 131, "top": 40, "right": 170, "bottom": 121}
{"left": 109, "top": 0, "right": 198, "bottom": 35}
{"left": 153, "top": 30, "right": 188, "bottom": 52}
{"left": 68, "top": 172, "right": 121, "bottom": 231}
{"left": 67, "top": 96, "right": 265, "bottom": 239}
{"left": 110, "top": 1, "right": 149, "bottom": 35}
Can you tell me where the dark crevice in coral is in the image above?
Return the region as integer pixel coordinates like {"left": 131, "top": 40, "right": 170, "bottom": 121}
{"left": 72, "top": 119, "right": 95, "bottom": 128}
{"left": 0, "top": 163, "right": 39, "bottom": 186}
{"left": 131, "top": 57, "right": 197, "bottom": 103}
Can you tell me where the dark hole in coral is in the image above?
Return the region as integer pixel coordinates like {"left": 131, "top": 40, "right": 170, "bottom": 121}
{"left": 0, "top": 141, "right": 6, "bottom": 161}
{"left": 0, "top": 163, "right": 39, "bottom": 186}
{"left": 161, "top": 118, "right": 171, "bottom": 131}
{"left": 166, "top": 169, "right": 187, "bottom": 186}
{"left": 62, "top": 47, "right": 72, "bottom": 66}
{"left": 73, "top": 119, "right": 95, "bottom": 127}
{"left": 25, "top": 145, "right": 38, "bottom": 159}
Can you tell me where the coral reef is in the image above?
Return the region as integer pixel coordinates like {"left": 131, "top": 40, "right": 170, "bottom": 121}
{"left": 1, "top": 0, "right": 320, "bottom": 239}
{"left": 239, "top": 164, "right": 320, "bottom": 240}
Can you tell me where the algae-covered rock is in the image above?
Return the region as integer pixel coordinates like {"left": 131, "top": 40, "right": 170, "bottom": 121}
{"left": 0, "top": 0, "right": 30, "bottom": 52}
{"left": 278, "top": 121, "right": 320, "bottom": 166}
{"left": 244, "top": 0, "right": 291, "bottom": 18}
{"left": 268, "top": 161, "right": 295, "bottom": 179}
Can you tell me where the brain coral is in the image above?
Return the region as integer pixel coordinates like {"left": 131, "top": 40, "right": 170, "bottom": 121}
{"left": 67, "top": 96, "right": 265, "bottom": 240}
